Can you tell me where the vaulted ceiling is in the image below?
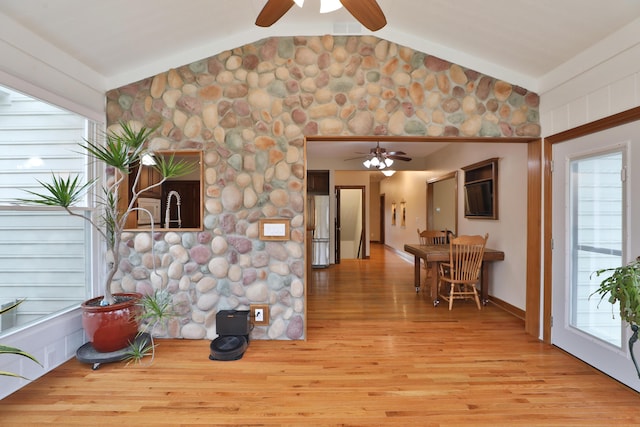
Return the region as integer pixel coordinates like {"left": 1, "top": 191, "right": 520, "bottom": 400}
{"left": 1, "top": 0, "right": 639, "bottom": 94}
{"left": 1, "top": 0, "right": 639, "bottom": 165}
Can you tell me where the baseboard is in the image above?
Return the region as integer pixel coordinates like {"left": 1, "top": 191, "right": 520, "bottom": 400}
{"left": 487, "top": 296, "right": 525, "bottom": 321}
{"left": 385, "top": 244, "right": 414, "bottom": 264}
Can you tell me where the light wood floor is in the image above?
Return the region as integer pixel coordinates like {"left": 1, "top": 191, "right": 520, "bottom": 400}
{"left": 2, "top": 244, "right": 639, "bottom": 426}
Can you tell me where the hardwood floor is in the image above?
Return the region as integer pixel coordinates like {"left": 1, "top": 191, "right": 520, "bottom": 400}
{"left": 1, "top": 243, "right": 639, "bottom": 426}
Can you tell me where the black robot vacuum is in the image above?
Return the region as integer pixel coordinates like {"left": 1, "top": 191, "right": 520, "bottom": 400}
{"left": 209, "top": 310, "right": 251, "bottom": 361}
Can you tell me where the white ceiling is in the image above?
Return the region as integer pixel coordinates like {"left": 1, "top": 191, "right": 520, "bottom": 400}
{"left": 1, "top": 0, "right": 639, "bottom": 165}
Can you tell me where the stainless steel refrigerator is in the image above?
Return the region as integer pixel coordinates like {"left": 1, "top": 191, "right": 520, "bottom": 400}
{"left": 311, "top": 195, "right": 330, "bottom": 268}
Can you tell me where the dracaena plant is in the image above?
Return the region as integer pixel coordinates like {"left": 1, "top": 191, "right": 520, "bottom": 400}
{"left": 18, "top": 121, "right": 196, "bottom": 306}
{"left": 0, "top": 300, "right": 41, "bottom": 378}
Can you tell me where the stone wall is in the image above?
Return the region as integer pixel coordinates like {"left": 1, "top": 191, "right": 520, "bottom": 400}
{"left": 105, "top": 35, "right": 540, "bottom": 341}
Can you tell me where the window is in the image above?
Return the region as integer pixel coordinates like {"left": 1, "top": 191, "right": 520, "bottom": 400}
{"left": 0, "top": 85, "right": 95, "bottom": 333}
{"left": 570, "top": 150, "right": 623, "bottom": 347}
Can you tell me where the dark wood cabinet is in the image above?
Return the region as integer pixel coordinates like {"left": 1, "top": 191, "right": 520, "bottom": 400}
{"left": 307, "top": 170, "right": 329, "bottom": 194}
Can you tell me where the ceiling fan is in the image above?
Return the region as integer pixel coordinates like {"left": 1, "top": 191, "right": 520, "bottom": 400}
{"left": 346, "top": 142, "right": 412, "bottom": 170}
{"left": 255, "top": 0, "right": 387, "bottom": 32}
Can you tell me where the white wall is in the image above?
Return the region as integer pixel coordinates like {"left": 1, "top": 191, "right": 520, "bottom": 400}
{"left": 379, "top": 171, "right": 430, "bottom": 250}
{"left": 540, "top": 21, "right": 640, "bottom": 135}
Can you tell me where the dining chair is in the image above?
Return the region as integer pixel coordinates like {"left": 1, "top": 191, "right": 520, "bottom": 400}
{"left": 416, "top": 229, "right": 449, "bottom": 293}
{"left": 437, "top": 233, "right": 488, "bottom": 310}
{"left": 417, "top": 229, "right": 448, "bottom": 246}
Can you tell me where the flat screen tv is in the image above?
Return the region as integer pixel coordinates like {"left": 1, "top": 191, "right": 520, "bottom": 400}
{"left": 464, "top": 180, "right": 493, "bottom": 218}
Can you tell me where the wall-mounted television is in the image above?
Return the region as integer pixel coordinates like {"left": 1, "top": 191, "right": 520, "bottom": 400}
{"left": 464, "top": 179, "right": 493, "bottom": 218}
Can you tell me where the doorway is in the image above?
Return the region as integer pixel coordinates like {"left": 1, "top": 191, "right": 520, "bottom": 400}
{"left": 335, "top": 186, "right": 366, "bottom": 262}
{"left": 427, "top": 171, "right": 458, "bottom": 236}
{"left": 379, "top": 193, "right": 386, "bottom": 245}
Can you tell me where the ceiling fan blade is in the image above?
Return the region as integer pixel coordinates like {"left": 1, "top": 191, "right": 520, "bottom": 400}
{"left": 386, "top": 151, "right": 407, "bottom": 156}
{"left": 387, "top": 155, "right": 412, "bottom": 162}
{"left": 255, "top": 0, "right": 295, "bottom": 27}
{"left": 340, "top": 0, "right": 387, "bottom": 31}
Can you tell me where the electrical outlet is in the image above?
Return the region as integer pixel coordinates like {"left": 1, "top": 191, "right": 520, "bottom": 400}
{"left": 250, "top": 304, "right": 269, "bottom": 326}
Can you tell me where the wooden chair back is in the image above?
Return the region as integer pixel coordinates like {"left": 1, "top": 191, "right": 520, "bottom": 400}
{"left": 417, "top": 229, "right": 448, "bottom": 245}
{"left": 448, "top": 233, "right": 488, "bottom": 283}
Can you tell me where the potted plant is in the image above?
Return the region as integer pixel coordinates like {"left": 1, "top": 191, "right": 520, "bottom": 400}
{"left": 124, "top": 289, "right": 176, "bottom": 366}
{"left": 592, "top": 258, "right": 640, "bottom": 378}
{"left": 19, "top": 121, "right": 195, "bottom": 353}
{"left": 0, "top": 300, "right": 41, "bottom": 378}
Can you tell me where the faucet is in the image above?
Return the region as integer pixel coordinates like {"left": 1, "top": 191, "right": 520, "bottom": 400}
{"left": 164, "top": 190, "right": 182, "bottom": 229}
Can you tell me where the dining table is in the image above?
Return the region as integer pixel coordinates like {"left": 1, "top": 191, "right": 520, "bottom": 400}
{"left": 403, "top": 243, "right": 505, "bottom": 306}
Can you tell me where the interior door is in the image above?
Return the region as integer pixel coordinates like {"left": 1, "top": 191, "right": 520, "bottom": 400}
{"left": 335, "top": 187, "right": 341, "bottom": 264}
{"left": 551, "top": 120, "right": 640, "bottom": 391}
{"left": 335, "top": 186, "right": 365, "bottom": 260}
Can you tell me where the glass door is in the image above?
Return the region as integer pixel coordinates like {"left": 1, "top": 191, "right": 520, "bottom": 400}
{"left": 552, "top": 120, "right": 640, "bottom": 391}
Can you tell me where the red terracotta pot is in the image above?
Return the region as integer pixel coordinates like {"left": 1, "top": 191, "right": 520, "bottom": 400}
{"left": 81, "top": 293, "right": 143, "bottom": 353}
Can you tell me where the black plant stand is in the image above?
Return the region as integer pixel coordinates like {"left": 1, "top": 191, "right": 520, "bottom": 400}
{"left": 76, "top": 333, "right": 151, "bottom": 370}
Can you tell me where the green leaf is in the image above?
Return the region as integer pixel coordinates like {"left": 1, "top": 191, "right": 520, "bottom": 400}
{"left": 80, "top": 121, "right": 155, "bottom": 173}
{"left": 0, "top": 345, "right": 42, "bottom": 366}
{"left": 153, "top": 153, "right": 198, "bottom": 180}
{"left": 0, "top": 299, "right": 24, "bottom": 315}
{"left": 17, "top": 174, "right": 95, "bottom": 208}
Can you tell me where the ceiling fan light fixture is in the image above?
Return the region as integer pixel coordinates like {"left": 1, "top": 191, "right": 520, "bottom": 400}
{"left": 382, "top": 170, "right": 396, "bottom": 177}
{"left": 363, "top": 159, "right": 371, "bottom": 168}
{"left": 370, "top": 156, "right": 380, "bottom": 167}
{"left": 141, "top": 153, "right": 156, "bottom": 166}
{"left": 320, "top": 0, "right": 342, "bottom": 13}
{"left": 384, "top": 158, "right": 393, "bottom": 167}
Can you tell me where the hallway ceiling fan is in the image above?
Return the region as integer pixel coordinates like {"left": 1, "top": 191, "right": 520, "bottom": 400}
{"left": 255, "top": 0, "right": 387, "bottom": 32}
{"left": 346, "top": 142, "right": 412, "bottom": 170}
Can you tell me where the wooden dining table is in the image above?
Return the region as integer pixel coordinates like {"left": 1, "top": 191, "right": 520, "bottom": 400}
{"left": 403, "top": 243, "right": 505, "bottom": 306}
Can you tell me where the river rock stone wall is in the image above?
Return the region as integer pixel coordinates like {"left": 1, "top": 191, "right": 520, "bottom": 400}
{"left": 105, "top": 35, "right": 540, "bottom": 341}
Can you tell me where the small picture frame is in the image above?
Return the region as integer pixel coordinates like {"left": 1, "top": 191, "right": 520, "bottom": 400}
{"left": 259, "top": 218, "right": 290, "bottom": 241}
{"left": 391, "top": 202, "right": 397, "bottom": 226}
{"left": 401, "top": 201, "right": 406, "bottom": 228}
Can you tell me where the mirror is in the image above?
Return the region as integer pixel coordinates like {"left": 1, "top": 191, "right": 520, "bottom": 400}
{"left": 122, "top": 150, "right": 203, "bottom": 231}
{"left": 427, "top": 171, "right": 458, "bottom": 236}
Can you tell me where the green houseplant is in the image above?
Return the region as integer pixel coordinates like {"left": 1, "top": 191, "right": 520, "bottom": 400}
{"left": 19, "top": 121, "right": 194, "bottom": 353}
{"left": 124, "top": 289, "right": 176, "bottom": 366}
{"left": 592, "top": 258, "right": 640, "bottom": 378}
{"left": 0, "top": 300, "right": 41, "bottom": 378}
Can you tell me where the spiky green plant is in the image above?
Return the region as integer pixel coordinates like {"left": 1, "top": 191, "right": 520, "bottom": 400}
{"left": 0, "top": 300, "right": 42, "bottom": 378}
{"left": 123, "top": 335, "right": 155, "bottom": 366}
{"left": 18, "top": 121, "right": 196, "bottom": 306}
{"left": 124, "top": 290, "right": 176, "bottom": 366}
